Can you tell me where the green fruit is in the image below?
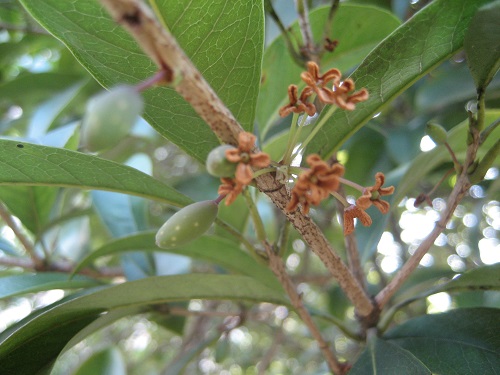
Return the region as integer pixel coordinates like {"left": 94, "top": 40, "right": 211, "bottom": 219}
{"left": 82, "top": 85, "right": 144, "bottom": 152}
{"left": 425, "top": 122, "right": 448, "bottom": 145}
{"left": 206, "top": 145, "right": 238, "bottom": 177}
{"left": 155, "top": 200, "right": 219, "bottom": 249}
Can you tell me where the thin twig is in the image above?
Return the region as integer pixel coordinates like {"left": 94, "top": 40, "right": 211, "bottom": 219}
{"left": 0, "top": 202, "right": 43, "bottom": 269}
{"left": 257, "top": 324, "right": 285, "bottom": 375}
{"left": 0, "top": 255, "right": 123, "bottom": 278}
{"left": 264, "top": 0, "right": 305, "bottom": 67}
{"left": 295, "top": 0, "right": 316, "bottom": 58}
{"left": 263, "top": 241, "right": 345, "bottom": 374}
{"left": 320, "top": 0, "right": 340, "bottom": 54}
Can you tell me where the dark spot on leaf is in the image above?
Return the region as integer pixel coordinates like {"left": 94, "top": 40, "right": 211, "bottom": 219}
{"left": 123, "top": 11, "right": 141, "bottom": 25}
{"left": 261, "top": 74, "right": 266, "bottom": 84}
{"left": 16, "top": 144, "right": 24, "bottom": 148}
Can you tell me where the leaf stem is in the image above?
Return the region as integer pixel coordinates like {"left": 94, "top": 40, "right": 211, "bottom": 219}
{"left": 242, "top": 189, "right": 267, "bottom": 243}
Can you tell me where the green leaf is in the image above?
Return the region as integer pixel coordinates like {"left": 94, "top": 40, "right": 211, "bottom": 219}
{"left": 72, "top": 233, "right": 280, "bottom": 290}
{"left": 0, "top": 273, "right": 101, "bottom": 300}
{"left": 258, "top": 4, "right": 400, "bottom": 137}
{"left": 385, "top": 308, "right": 500, "bottom": 375}
{"left": 74, "top": 347, "right": 126, "bottom": 375}
{"left": 349, "top": 337, "right": 430, "bottom": 375}
{"left": 393, "top": 110, "right": 500, "bottom": 204}
{"left": 464, "top": 1, "right": 500, "bottom": 90}
{"left": 0, "top": 275, "right": 288, "bottom": 373}
{"left": 0, "top": 185, "right": 57, "bottom": 235}
{"left": 429, "top": 264, "right": 500, "bottom": 297}
{"left": 0, "top": 139, "right": 192, "bottom": 207}
{"left": 20, "top": 0, "right": 264, "bottom": 163}
{"left": 306, "top": 0, "right": 495, "bottom": 159}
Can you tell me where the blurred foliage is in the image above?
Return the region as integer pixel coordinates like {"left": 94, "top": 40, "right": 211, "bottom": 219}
{"left": 0, "top": 0, "right": 499, "bottom": 374}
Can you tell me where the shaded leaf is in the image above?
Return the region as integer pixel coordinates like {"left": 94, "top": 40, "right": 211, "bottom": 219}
{"left": 464, "top": 1, "right": 500, "bottom": 90}
{"left": 0, "top": 139, "right": 192, "bottom": 207}
{"left": 0, "top": 273, "right": 101, "bottom": 300}
{"left": 73, "top": 347, "right": 126, "bottom": 375}
{"left": 349, "top": 337, "right": 430, "bottom": 375}
{"left": 385, "top": 308, "right": 500, "bottom": 375}
{"left": 306, "top": 0, "right": 494, "bottom": 159}
{"left": 72, "top": 233, "right": 280, "bottom": 290}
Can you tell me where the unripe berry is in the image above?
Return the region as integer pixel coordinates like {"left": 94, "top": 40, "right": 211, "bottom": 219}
{"left": 206, "top": 145, "right": 238, "bottom": 177}
{"left": 82, "top": 85, "right": 144, "bottom": 152}
{"left": 425, "top": 122, "right": 448, "bottom": 145}
{"left": 155, "top": 200, "right": 219, "bottom": 249}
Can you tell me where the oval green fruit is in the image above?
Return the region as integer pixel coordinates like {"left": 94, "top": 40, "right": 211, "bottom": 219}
{"left": 155, "top": 200, "right": 219, "bottom": 249}
{"left": 206, "top": 145, "right": 238, "bottom": 177}
{"left": 425, "top": 122, "right": 448, "bottom": 145}
{"left": 82, "top": 85, "right": 144, "bottom": 152}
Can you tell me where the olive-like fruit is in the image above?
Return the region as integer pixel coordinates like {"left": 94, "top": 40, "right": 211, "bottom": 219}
{"left": 425, "top": 122, "right": 448, "bottom": 145}
{"left": 206, "top": 145, "right": 238, "bottom": 177}
{"left": 81, "top": 85, "right": 144, "bottom": 152}
{"left": 155, "top": 200, "right": 218, "bottom": 249}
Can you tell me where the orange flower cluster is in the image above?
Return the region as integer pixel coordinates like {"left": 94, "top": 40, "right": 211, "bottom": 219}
{"left": 217, "top": 132, "right": 270, "bottom": 205}
{"left": 302, "top": 61, "right": 368, "bottom": 110}
{"left": 279, "top": 61, "right": 369, "bottom": 118}
{"left": 286, "top": 154, "right": 344, "bottom": 215}
{"left": 343, "top": 173, "right": 395, "bottom": 235}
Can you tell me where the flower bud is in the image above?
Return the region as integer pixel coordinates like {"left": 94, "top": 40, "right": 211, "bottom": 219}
{"left": 155, "top": 200, "right": 218, "bottom": 249}
{"left": 425, "top": 122, "right": 448, "bottom": 145}
{"left": 206, "top": 145, "right": 238, "bottom": 177}
{"left": 82, "top": 85, "right": 144, "bottom": 152}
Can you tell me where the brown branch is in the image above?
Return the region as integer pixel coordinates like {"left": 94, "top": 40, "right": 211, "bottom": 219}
{"left": 263, "top": 241, "right": 345, "bottom": 375}
{"left": 375, "top": 127, "right": 481, "bottom": 309}
{"left": 257, "top": 324, "right": 285, "bottom": 375}
{"left": 99, "top": 0, "right": 375, "bottom": 318}
{"left": 295, "top": 0, "right": 316, "bottom": 58}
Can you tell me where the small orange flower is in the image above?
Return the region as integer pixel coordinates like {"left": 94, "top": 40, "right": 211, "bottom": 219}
{"left": 225, "top": 132, "right": 270, "bottom": 185}
{"left": 344, "top": 205, "right": 372, "bottom": 235}
{"left": 329, "top": 78, "right": 369, "bottom": 111}
{"left": 218, "top": 177, "right": 244, "bottom": 206}
{"left": 279, "top": 85, "right": 316, "bottom": 118}
{"left": 356, "top": 172, "right": 395, "bottom": 214}
{"left": 301, "top": 61, "right": 341, "bottom": 104}
{"left": 286, "top": 154, "right": 344, "bottom": 215}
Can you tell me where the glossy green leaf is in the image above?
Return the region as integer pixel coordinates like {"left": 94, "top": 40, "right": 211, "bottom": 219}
{"left": 306, "top": 0, "right": 495, "bottom": 159}
{"left": 385, "top": 308, "right": 500, "bottom": 375}
{"left": 0, "top": 139, "right": 192, "bottom": 207}
{"left": 464, "top": 1, "right": 500, "bottom": 90}
{"left": 258, "top": 4, "right": 400, "bottom": 138}
{"left": 20, "top": 0, "right": 264, "bottom": 163}
{"left": 0, "top": 273, "right": 101, "bottom": 300}
{"left": 0, "top": 275, "right": 288, "bottom": 372}
{"left": 393, "top": 110, "right": 500, "bottom": 204}
{"left": 73, "top": 347, "right": 126, "bottom": 375}
{"left": 72, "top": 233, "right": 280, "bottom": 290}
{"left": 349, "top": 337, "right": 430, "bottom": 375}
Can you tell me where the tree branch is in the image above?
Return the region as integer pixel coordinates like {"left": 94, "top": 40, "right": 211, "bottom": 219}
{"left": 99, "top": 0, "right": 375, "bottom": 318}
{"left": 263, "top": 241, "right": 345, "bottom": 375}
{"left": 375, "top": 127, "right": 481, "bottom": 309}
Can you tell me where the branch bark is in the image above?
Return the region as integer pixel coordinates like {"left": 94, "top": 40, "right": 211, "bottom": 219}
{"left": 98, "top": 0, "right": 375, "bottom": 318}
